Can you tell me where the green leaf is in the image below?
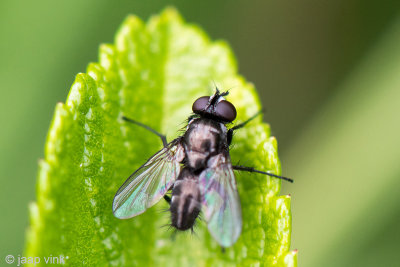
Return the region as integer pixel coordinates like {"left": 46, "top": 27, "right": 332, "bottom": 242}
{"left": 25, "top": 8, "right": 296, "bottom": 266}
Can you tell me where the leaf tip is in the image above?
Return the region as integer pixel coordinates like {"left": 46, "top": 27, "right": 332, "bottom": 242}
{"left": 160, "top": 6, "right": 182, "bottom": 21}
{"left": 123, "top": 14, "right": 144, "bottom": 28}
{"left": 282, "top": 249, "right": 298, "bottom": 267}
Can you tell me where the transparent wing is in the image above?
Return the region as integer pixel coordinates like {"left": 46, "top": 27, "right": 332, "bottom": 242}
{"left": 199, "top": 153, "right": 242, "bottom": 247}
{"left": 113, "top": 140, "right": 184, "bottom": 219}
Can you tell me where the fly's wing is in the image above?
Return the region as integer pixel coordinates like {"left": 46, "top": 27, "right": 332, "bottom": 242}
{"left": 199, "top": 153, "right": 242, "bottom": 247}
{"left": 113, "top": 140, "right": 184, "bottom": 219}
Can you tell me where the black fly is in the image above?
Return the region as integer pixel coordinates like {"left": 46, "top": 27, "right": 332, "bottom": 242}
{"left": 112, "top": 89, "right": 293, "bottom": 247}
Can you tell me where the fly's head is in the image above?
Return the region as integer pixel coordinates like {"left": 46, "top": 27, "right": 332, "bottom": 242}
{"left": 192, "top": 89, "right": 237, "bottom": 123}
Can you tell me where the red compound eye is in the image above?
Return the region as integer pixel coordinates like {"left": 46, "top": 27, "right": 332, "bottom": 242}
{"left": 192, "top": 96, "right": 209, "bottom": 113}
{"left": 215, "top": 100, "right": 236, "bottom": 122}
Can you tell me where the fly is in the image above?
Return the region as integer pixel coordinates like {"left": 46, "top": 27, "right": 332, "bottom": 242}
{"left": 112, "top": 89, "right": 293, "bottom": 247}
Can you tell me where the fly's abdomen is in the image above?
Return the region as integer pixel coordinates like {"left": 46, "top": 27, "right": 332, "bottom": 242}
{"left": 170, "top": 169, "right": 201, "bottom": 230}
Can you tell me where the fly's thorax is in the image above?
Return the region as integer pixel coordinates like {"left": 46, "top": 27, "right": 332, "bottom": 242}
{"left": 183, "top": 119, "right": 228, "bottom": 170}
{"left": 169, "top": 141, "right": 185, "bottom": 163}
{"left": 170, "top": 168, "right": 201, "bottom": 230}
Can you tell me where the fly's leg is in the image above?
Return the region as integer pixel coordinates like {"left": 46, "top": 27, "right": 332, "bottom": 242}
{"left": 163, "top": 195, "right": 172, "bottom": 205}
{"left": 232, "top": 165, "right": 294, "bottom": 183}
{"left": 122, "top": 116, "right": 168, "bottom": 147}
{"left": 230, "top": 110, "right": 263, "bottom": 131}
{"left": 229, "top": 111, "right": 293, "bottom": 183}
{"left": 227, "top": 110, "right": 263, "bottom": 145}
{"left": 163, "top": 184, "right": 175, "bottom": 206}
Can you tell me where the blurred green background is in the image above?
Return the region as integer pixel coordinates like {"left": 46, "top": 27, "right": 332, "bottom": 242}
{"left": 1, "top": 0, "right": 400, "bottom": 266}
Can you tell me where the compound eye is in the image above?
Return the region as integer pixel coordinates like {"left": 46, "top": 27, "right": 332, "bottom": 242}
{"left": 215, "top": 100, "right": 236, "bottom": 122}
{"left": 192, "top": 96, "right": 209, "bottom": 113}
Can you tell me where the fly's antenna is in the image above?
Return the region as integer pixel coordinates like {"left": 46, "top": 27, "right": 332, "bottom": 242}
{"left": 211, "top": 80, "right": 234, "bottom": 97}
{"left": 225, "top": 84, "right": 239, "bottom": 93}
{"left": 212, "top": 80, "right": 230, "bottom": 97}
{"left": 209, "top": 89, "right": 222, "bottom": 107}
{"left": 212, "top": 80, "right": 218, "bottom": 93}
{"left": 220, "top": 90, "right": 229, "bottom": 97}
